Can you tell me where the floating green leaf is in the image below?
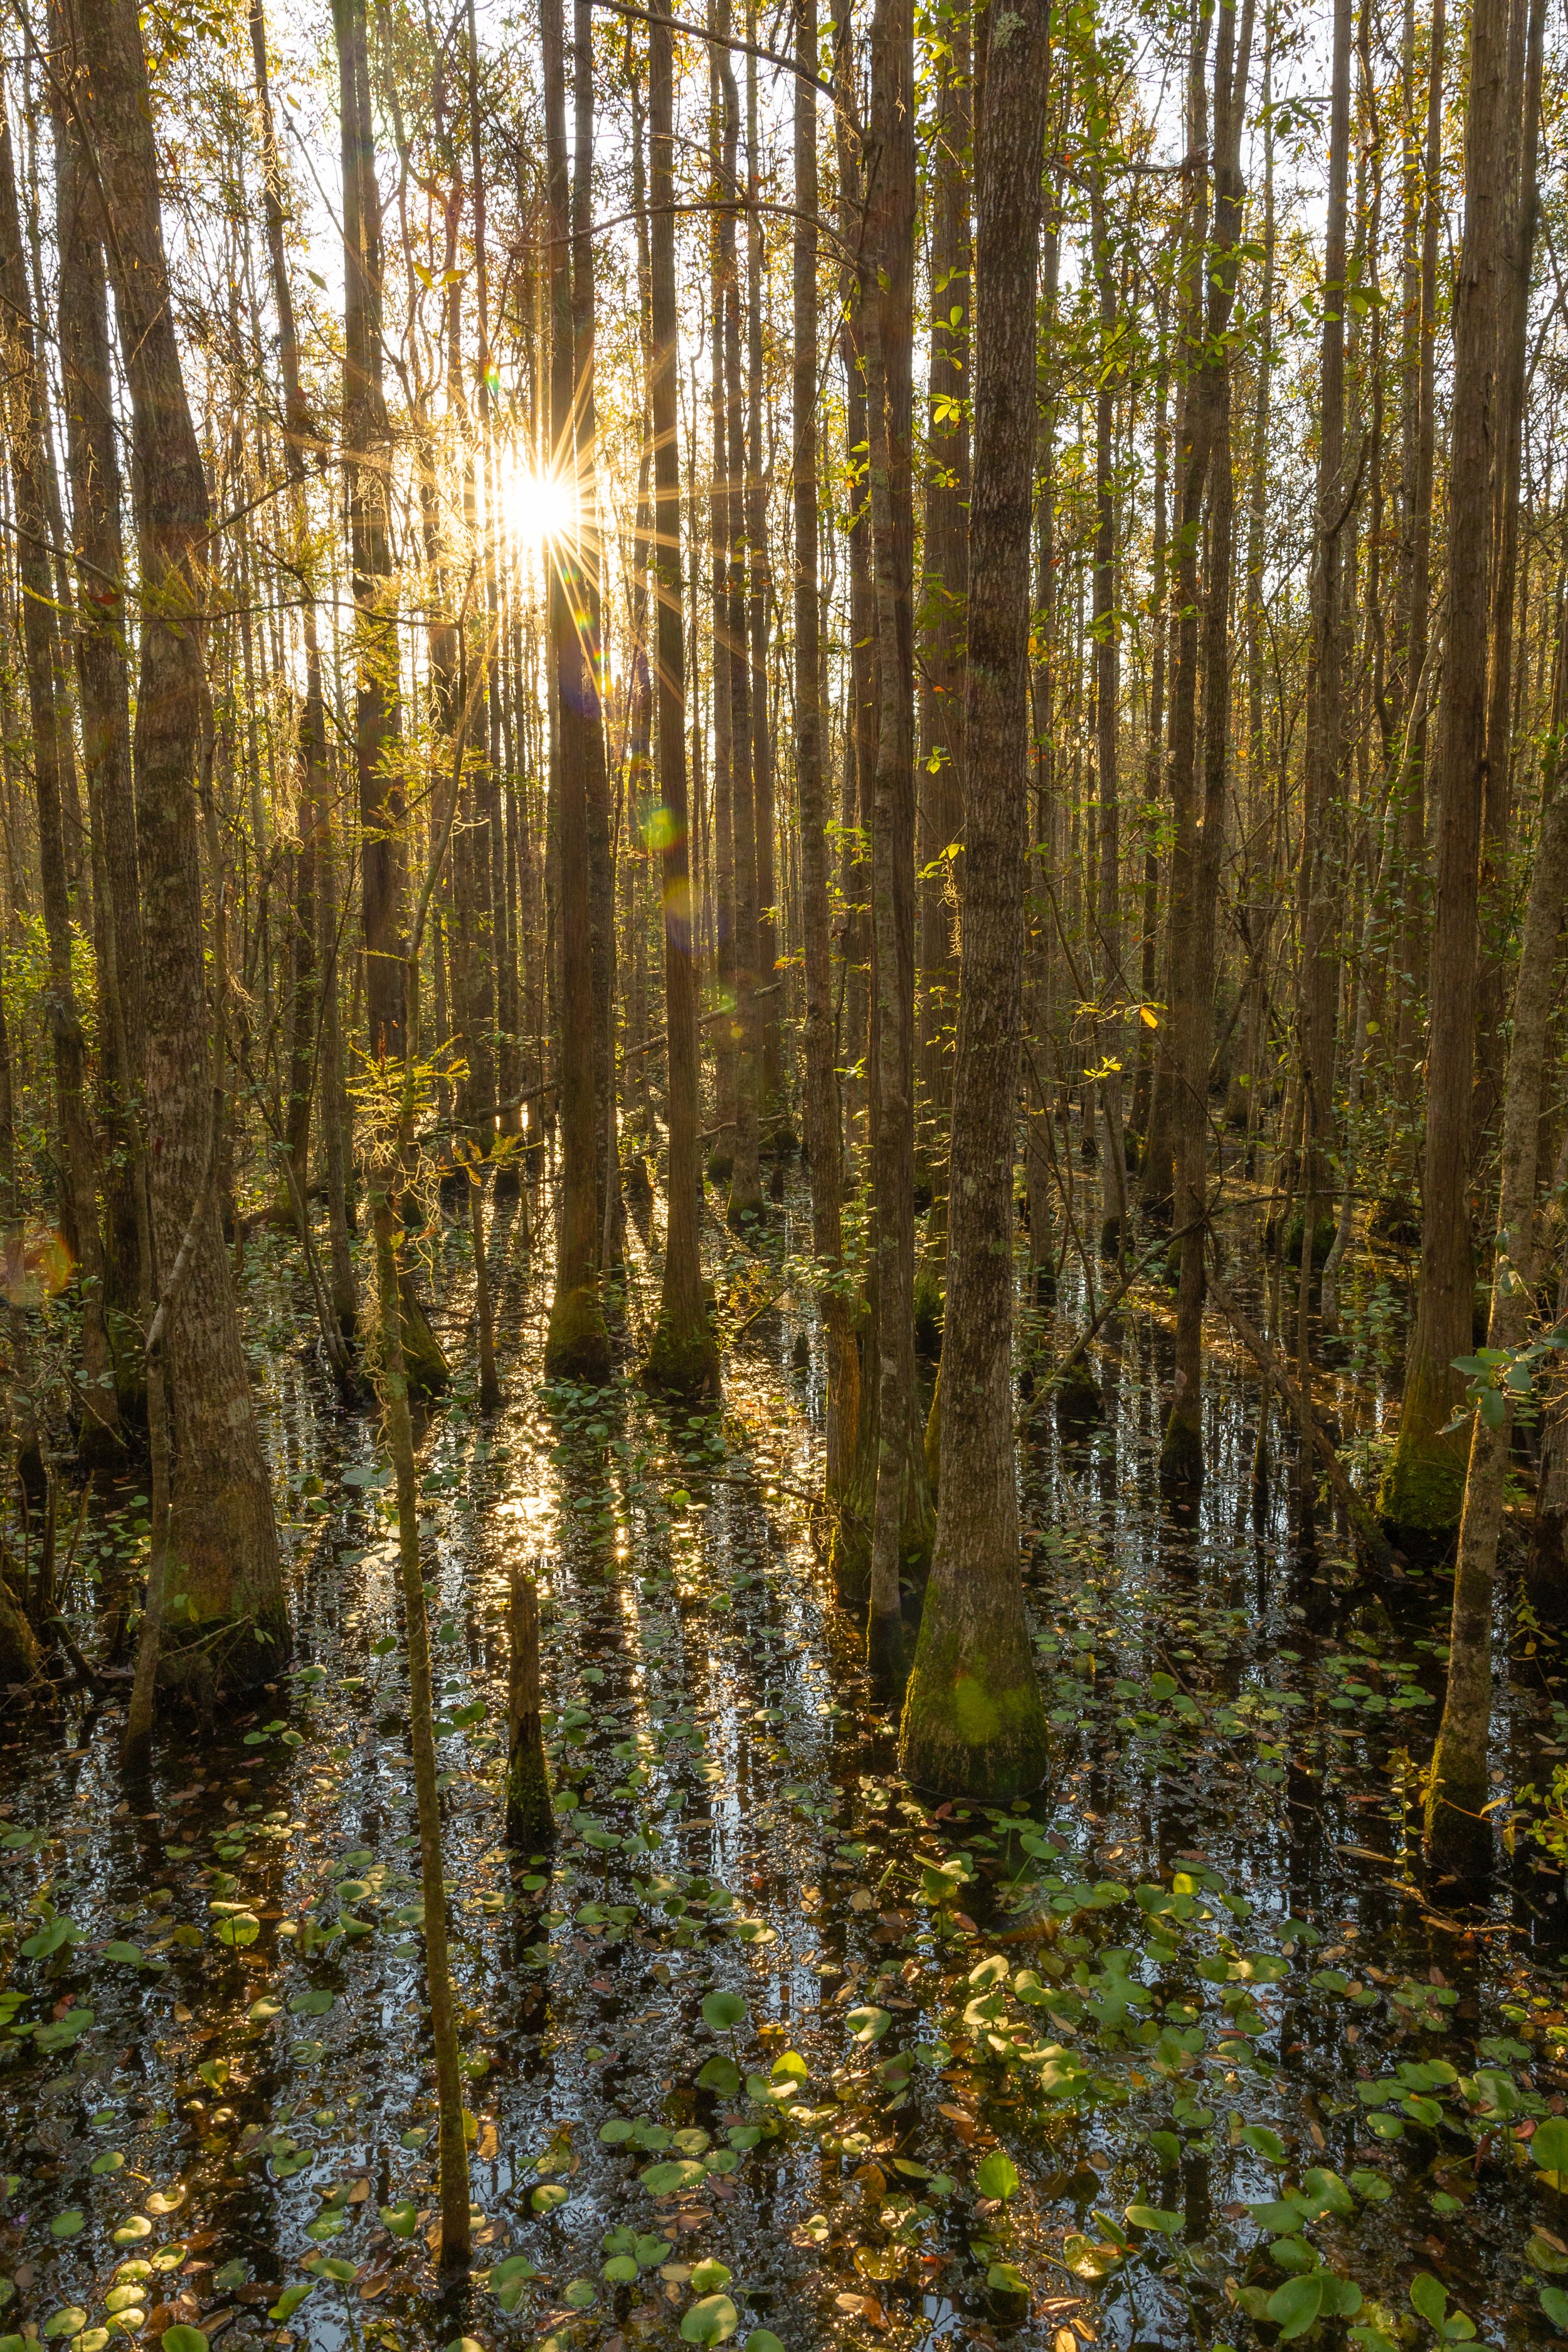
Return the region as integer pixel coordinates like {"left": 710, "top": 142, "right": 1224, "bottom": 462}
{"left": 975, "top": 2149, "right": 1019, "bottom": 2203}
{"left": 681, "top": 2294, "right": 739, "bottom": 2344}
{"left": 1268, "top": 2275, "right": 1328, "bottom": 2341}
{"left": 640, "top": 2159, "right": 705, "bottom": 2195}
{"left": 1409, "top": 2273, "right": 1474, "bottom": 2342}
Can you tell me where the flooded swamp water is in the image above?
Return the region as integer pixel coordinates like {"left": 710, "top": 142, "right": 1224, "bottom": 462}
{"left": 3, "top": 1169, "right": 1568, "bottom": 2352}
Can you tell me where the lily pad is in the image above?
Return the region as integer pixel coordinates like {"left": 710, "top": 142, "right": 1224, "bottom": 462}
{"left": 681, "top": 2294, "right": 739, "bottom": 2344}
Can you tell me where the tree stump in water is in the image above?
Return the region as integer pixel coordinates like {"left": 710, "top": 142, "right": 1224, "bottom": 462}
{"left": 506, "top": 1570, "right": 554, "bottom": 1850}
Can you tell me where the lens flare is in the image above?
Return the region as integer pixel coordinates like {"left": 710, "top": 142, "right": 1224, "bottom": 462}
{"left": 498, "top": 465, "right": 576, "bottom": 551}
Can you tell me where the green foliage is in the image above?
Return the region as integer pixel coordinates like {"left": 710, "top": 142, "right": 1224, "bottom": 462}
{"left": 681, "top": 2294, "right": 739, "bottom": 2344}
{"left": 975, "top": 2149, "right": 1020, "bottom": 2201}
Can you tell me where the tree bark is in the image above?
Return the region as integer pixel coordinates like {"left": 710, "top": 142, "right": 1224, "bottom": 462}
{"left": 1426, "top": 632, "right": 1568, "bottom": 1877}
{"left": 51, "top": 31, "right": 145, "bottom": 1422}
{"left": 251, "top": 0, "right": 326, "bottom": 1226}
{"left": 864, "top": 0, "right": 931, "bottom": 1682}
{"left": 899, "top": 0, "right": 1051, "bottom": 1798}
{"left": 1138, "top": 13, "right": 1213, "bottom": 1229}
{"left": 1132, "top": 322, "right": 1168, "bottom": 1152}
{"left": 644, "top": 0, "right": 720, "bottom": 1397}
{"left": 573, "top": 0, "right": 622, "bottom": 1269}
{"left": 1389, "top": 0, "right": 1445, "bottom": 1200}
{"left": 0, "top": 99, "right": 120, "bottom": 1466}
{"left": 746, "top": 10, "right": 781, "bottom": 1144}
{"left": 916, "top": 11, "right": 970, "bottom": 1206}
{"left": 543, "top": 0, "right": 611, "bottom": 1378}
{"left": 826, "top": 0, "right": 874, "bottom": 1604}
{"left": 724, "top": 18, "right": 763, "bottom": 1229}
{"left": 708, "top": 4, "right": 738, "bottom": 1181}
{"left": 1158, "top": 0, "right": 1254, "bottom": 1491}
{"left": 335, "top": 0, "right": 405, "bottom": 1067}
{"left": 1473, "top": 0, "right": 1544, "bottom": 1146}
{"left": 1089, "top": 172, "right": 1130, "bottom": 1259}
{"left": 792, "top": 0, "right": 855, "bottom": 1498}
{"left": 1378, "top": 0, "right": 1508, "bottom": 1549}
{"left": 77, "top": 0, "right": 288, "bottom": 1695}
{"left": 1291, "top": 0, "right": 1353, "bottom": 1533}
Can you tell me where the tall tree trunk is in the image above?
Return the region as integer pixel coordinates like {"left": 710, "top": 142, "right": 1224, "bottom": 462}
{"left": 746, "top": 11, "right": 781, "bottom": 1145}
{"left": 78, "top": 0, "right": 287, "bottom": 1695}
{"left": 251, "top": 0, "right": 326, "bottom": 1227}
{"left": 1131, "top": 324, "right": 1168, "bottom": 1150}
{"left": 1159, "top": 0, "right": 1254, "bottom": 1491}
{"left": 543, "top": 0, "right": 610, "bottom": 1377}
{"left": 573, "top": 0, "right": 622, "bottom": 1269}
{"left": 836, "top": 0, "right": 873, "bottom": 1185}
{"left": 1023, "top": 176, "right": 1062, "bottom": 1309}
{"left": 708, "top": 4, "right": 738, "bottom": 1179}
{"left": 827, "top": 0, "right": 876, "bottom": 1604}
{"left": 724, "top": 22, "right": 763, "bottom": 1229}
{"left": 336, "top": 0, "right": 447, "bottom": 1398}
{"left": 864, "top": 0, "right": 931, "bottom": 1681}
{"left": 1389, "top": 0, "right": 1444, "bottom": 1205}
{"left": 1426, "top": 634, "right": 1568, "bottom": 1876}
{"left": 916, "top": 9, "right": 970, "bottom": 1214}
{"left": 336, "top": 0, "right": 405, "bottom": 1068}
{"left": 0, "top": 101, "right": 120, "bottom": 1466}
{"left": 51, "top": 32, "right": 145, "bottom": 1424}
{"left": 1138, "top": 15, "right": 1214, "bottom": 1229}
{"left": 469, "top": 7, "right": 521, "bottom": 1171}
{"left": 320, "top": 806, "right": 359, "bottom": 1338}
{"left": 1377, "top": 0, "right": 1508, "bottom": 1549}
{"left": 793, "top": 0, "right": 855, "bottom": 1493}
{"left": 1089, "top": 172, "right": 1129, "bottom": 1259}
{"left": 1473, "top": 0, "right": 1544, "bottom": 1145}
{"left": 1292, "top": 0, "right": 1353, "bottom": 1532}
{"left": 644, "top": 0, "right": 720, "bottom": 1398}
{"left": 900, "top": 0, "right": 1051, "bottom": 1798}
{"left": 1226, "top": 8, "right": 1274, "bottom": 1142}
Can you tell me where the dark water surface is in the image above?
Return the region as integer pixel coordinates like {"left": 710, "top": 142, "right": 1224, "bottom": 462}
{"left": 2, "top": 1175, "right": 1567, "bottom": 2352}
